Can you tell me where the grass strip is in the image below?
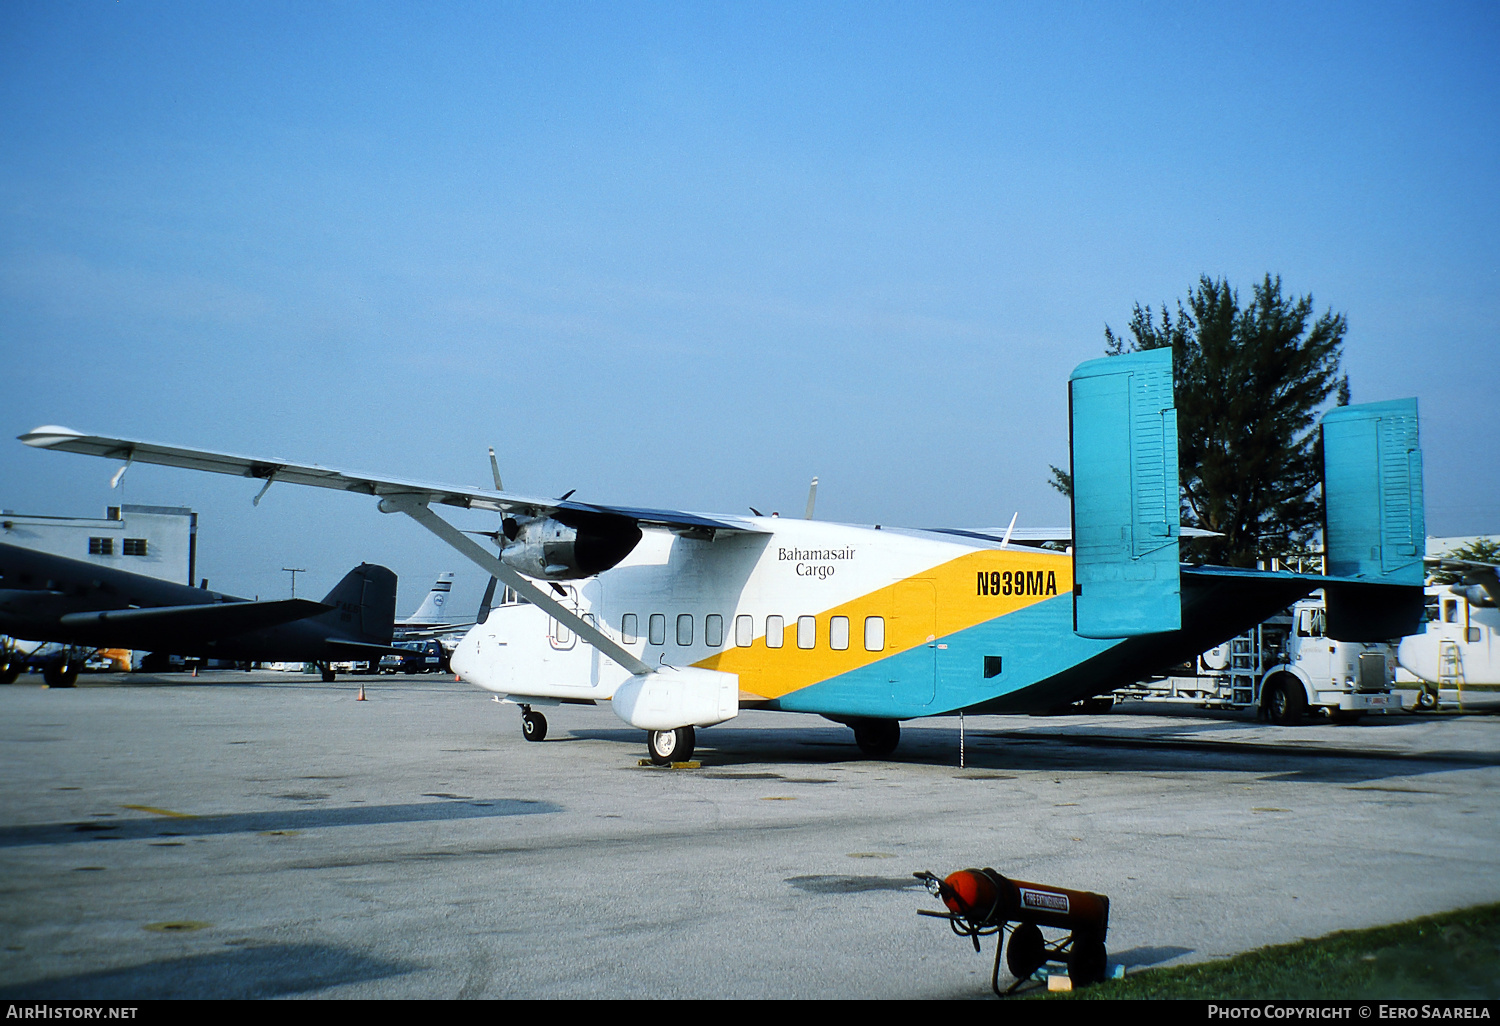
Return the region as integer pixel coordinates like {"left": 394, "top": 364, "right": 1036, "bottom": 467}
{"left": 1056, "top": 903, "right": 1500, "bottom": 1000}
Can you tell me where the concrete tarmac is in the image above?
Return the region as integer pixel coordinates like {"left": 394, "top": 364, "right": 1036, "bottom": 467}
{"left": 1, "top": 672, "right": 1497, "bottom": 999}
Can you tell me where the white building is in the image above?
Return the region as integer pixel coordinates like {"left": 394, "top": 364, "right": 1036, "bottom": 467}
{"left": 0, "top": 504, "right": 197, "bottom": 586}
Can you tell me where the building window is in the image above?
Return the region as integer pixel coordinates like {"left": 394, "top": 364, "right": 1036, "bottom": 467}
{"left": 797, "top": 615, "right": 816, "bottom": 649}
{"left": 864, "top": 616, "right": 885, "bottom": 652}
{"left": 123, "top": 538, "right": 148, "bottom": 556}
{"left": 649, "top": 613, "right": 666, "bottom": 646}
{"left": 622, "top": 614, "right": 639, "bottom": 644}
{"left": 88, "top": 537, "right": 113, "bottom": 556}
{"left": 705, "top": 614, "right": 724, "bottom": 648}
{"left": 829, "top": 616, "right": 849, "bottom": 651}
{"left": 765, "top": 615, "right": 784, "bottom": 649}
{"left": 735, "top": 614, "right": 753, "bottom": 647}
{"left": 676, "top": 613, "right": 693, "bottom": 646}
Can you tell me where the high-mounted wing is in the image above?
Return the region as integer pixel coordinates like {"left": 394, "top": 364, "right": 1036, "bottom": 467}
{"left": 928, "top": 526, "right": 1221, "bottom": 545}
{"left": 19, "top": 426, "right": 766, "bottom": 537}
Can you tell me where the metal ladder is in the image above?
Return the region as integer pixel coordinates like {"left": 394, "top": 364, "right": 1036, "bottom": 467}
{"left": 1230, "top": 625, "right": 1260, "bottom": 706}
{"left": 1438, "top": 640, "right": 1465, "bottom": 687}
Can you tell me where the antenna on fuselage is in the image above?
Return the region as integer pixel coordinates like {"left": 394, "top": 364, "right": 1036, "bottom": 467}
{"left": 1000, "top": 512, "right": 1018, "bottom": 549}
{"left": 804, "top": 477, "right": 818, "bottom": 520}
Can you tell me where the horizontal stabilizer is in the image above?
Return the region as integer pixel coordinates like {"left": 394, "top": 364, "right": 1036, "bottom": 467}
{"left": 59, "top": 598, "right": 331, "bottom": 637}
{"left": 1069, "top": 348, "right": 1181, "bottom": 638}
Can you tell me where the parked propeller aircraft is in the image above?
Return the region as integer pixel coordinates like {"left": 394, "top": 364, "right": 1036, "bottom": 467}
{"left": 0, "top": 541, "right": 398, "bottom": 686}
{"left": 20, "top": 350, "right": 1426, "bottom": 762}
{"left": 1398, "top": 558, "right": 1500, "bottom": 690}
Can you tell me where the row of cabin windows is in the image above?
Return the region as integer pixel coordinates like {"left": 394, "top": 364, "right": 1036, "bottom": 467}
{"left": 618, "top": 613, "right": 886, "bottom": 652}
{"left": 87, "top": 537, "right": 147, "bottom": 552}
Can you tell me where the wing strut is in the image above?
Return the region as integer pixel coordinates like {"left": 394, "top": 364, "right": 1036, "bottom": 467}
{"left": 378, "top": 495, "right": 652, "bottom": 677}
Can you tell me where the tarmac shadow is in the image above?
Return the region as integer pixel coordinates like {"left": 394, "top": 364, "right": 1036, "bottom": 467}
{"left": 0, "top": 942, "right": 414, "bottom": 999}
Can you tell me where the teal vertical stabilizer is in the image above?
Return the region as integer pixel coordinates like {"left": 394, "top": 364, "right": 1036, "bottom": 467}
{"left": 1321, "top": 398, "right": 1425, "bottom": 585}
{"left": 1069, "top": 348, "right": 1181, "bottom": 639}
{"left": 1320, "top": 398, "right": 1425, "bottom": 641}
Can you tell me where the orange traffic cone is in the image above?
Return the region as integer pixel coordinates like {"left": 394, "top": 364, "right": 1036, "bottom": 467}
{"left": 356, "top": 680, "right": 367, "bottom": 701}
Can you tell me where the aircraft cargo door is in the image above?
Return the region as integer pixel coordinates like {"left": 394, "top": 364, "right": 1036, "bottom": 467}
{"left": 889, "top": 579, "right": 936, "bottom": 709}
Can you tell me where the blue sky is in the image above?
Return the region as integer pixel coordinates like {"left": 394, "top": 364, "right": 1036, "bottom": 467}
{"left": 2, "top": 1, "right": 1496, "bottom": 612}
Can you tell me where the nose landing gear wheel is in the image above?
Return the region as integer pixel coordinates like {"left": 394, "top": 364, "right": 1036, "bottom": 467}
{"left": 647, "top": 726, "right": 695, "bottom": 765}
{"left": 521, "top": 709, "right": 548, "bottom": 742}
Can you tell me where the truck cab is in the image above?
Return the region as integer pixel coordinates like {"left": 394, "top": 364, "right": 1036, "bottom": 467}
{"left": 1257, "top": 595, "right": 1401, "bottom": 723}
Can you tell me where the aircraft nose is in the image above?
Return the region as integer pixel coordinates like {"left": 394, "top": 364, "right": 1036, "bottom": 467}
{"left": 450, "top": 626, "right": 481, "bottom": 682}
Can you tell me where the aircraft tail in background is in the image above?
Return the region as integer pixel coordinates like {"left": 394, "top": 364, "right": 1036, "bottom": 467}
{"left": 403, "top": 572, "right": 456, "bottom": 625}
{"left": 315, "top": 563, "right": 398, "bottom": 645}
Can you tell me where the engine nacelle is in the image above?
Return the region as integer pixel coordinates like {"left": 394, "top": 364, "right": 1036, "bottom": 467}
{"left": 1452, "top": 583, "right": 1496, "bottom": 609}
{"left": 500, "top": 513, "right": 642, "bottom": 581}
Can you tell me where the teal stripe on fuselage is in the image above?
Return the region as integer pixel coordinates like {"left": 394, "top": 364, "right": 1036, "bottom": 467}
{"left": 768, "top": 595, "right": 1119, "bottom": 719}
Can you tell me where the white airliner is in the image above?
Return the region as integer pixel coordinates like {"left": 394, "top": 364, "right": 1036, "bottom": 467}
{"left": 403, "top": 572, "right": 457, "bottom": 626}
{"left": 20, "top": 350, "right": 1428, "bottom": 764}
{"left": 393, "top": 571, "right": 480, "bottom": 650}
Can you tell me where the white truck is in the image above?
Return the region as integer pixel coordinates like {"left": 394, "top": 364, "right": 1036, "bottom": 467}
{"left": 1113, "top": 592, "right": 1403, "bottom": 723}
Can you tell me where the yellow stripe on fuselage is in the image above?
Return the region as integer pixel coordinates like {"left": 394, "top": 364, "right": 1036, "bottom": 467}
{"left": 696, "top": 548, "right": 1071, "bottom": 699}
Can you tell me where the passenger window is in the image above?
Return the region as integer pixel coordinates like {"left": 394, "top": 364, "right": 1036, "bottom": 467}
{"left": 1444, "top": 601, "right": 1459, "bottom": 624}
{"left": 830, "top": 616, "right": 849, "bottom": 651}
{"left": 649, "top": 613, "right": 666, "bottom": 646}
{"left": 735, "top": 614, "right": 753, "bottom": 647}
{"left": 797, "top": 616, "right": 816, "bottom": 649}
{"left": 705, "top": 614, "right": 723, "bottom": 648}
{"left": 766, "top": 615, "right": 784, "bottom": 649}
{"left": 622, "top": 613, "right": 638, "bottom": 644}
{"left": 677, "top": 613, "right": 693, "bottom": 646}
{"left": 864, "top": 616, "right": 885, "bottom": 652}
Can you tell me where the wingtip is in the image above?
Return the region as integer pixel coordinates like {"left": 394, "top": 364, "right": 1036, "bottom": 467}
{"left": 18, "top": 425, "right": 85, "bottom": 448}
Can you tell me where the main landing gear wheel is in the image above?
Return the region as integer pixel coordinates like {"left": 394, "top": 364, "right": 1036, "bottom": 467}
{"left": 1006, "top": 922, "right": 1046, "bottom": 981}
{"left": 1263, "top": 675, "right": 1306, "bottom": 725}
{"left": 320, "top": 666, "right": 336, "bottom": 683}
{"left": 852, "top": 719, "right": 900, "bottom": 758}
{"left": 0, "top": 646, "right": 19, "bottom": 685}
{"left": 647, "top": 726, "right": 695, "bottom": 765}
{"left": 42, "top": 655, "right": 78, "bottom": 688}
{"left": 521, "top": 709, "right": 548, "bottom": 743}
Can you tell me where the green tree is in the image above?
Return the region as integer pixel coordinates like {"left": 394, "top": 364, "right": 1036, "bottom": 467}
{"left": 1050, "top": 274, "right": 1350, "bottom": 567}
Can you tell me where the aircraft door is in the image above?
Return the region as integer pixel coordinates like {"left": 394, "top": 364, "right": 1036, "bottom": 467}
{"left": 890, "top": 579, "right": 937, "bottom": 708}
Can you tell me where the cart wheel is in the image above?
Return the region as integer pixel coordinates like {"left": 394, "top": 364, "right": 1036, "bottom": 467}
{"left": 1069, "top": 937, "right": 1108, "bottom": 986}
{"left": 1006, "top": 922, "right": 1046, "bottom": 980}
